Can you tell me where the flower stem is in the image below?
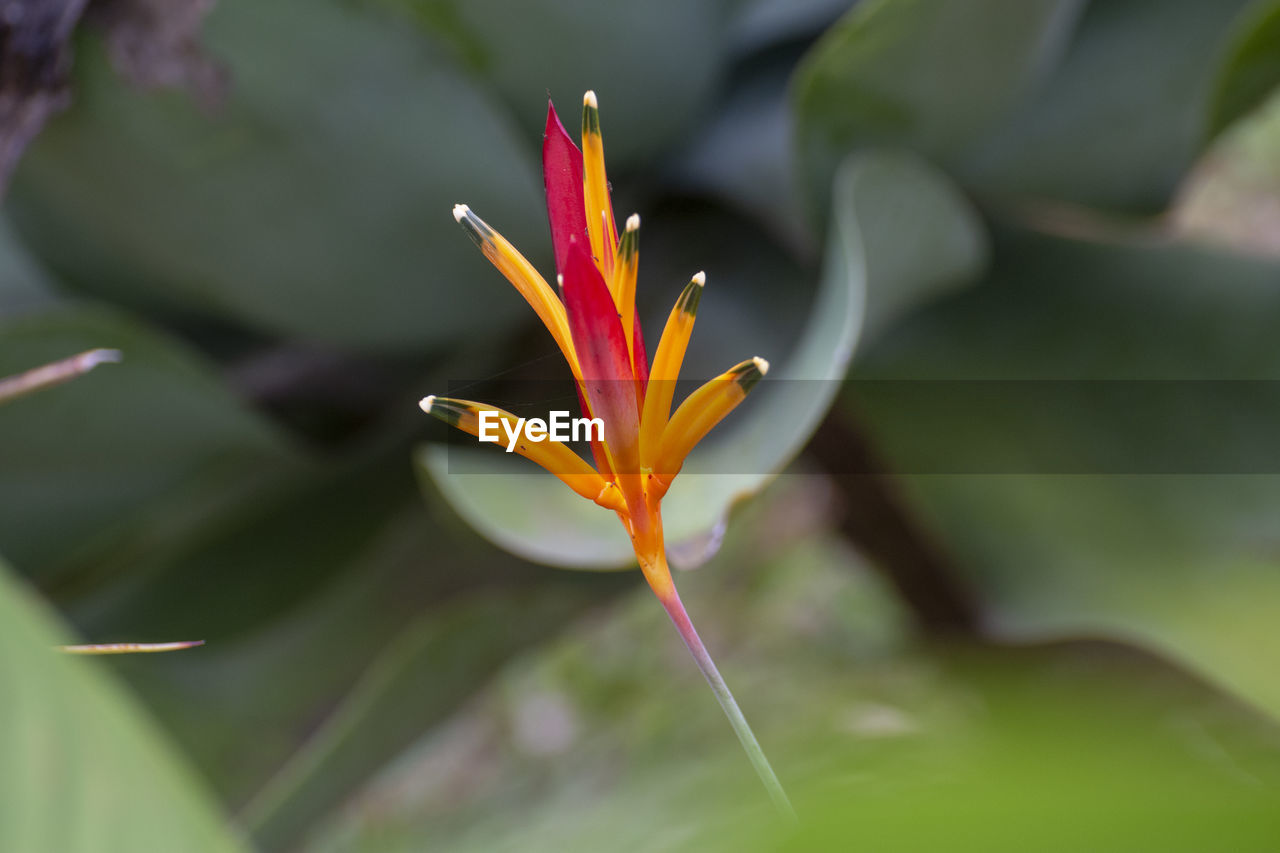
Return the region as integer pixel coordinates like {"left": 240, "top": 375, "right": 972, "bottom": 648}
{"left": 656, "top": 582, "right": 796, "bottom": 821}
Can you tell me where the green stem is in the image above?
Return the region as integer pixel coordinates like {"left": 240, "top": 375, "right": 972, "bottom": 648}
{"left": 657, "top": 583, "right": 796, "bottom": 820}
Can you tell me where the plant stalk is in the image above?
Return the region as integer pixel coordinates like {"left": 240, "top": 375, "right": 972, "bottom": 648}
{"left": 656, "top": 581, "right": 796, "bottom": 821}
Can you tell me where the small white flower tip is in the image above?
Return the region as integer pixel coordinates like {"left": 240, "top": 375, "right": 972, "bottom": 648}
{"left": 83, "top": 348, "right": 123, "bottom": 368}
{"left": 419, "top": 395, "right": 436, "bottom": 414}
{"left": 752, "top": 357, "right": 770, "bottom": 376}
{"left": 584, "top": 90, "right": 598, "bottom": 108}
{"left": 556, "top": 274, "right": 564, "bottom": 286}
{"left": 692, "top": 271, "right": 706, "bottom": 287}
{"left": 452, "top": 204, "right": 470, "bottom": 223}
{"left": 625, "top": 213, "right": 640, "bottom": 231}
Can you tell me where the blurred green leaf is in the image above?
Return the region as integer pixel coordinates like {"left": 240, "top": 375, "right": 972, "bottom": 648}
{"left": 382, "top": 0, "right": 727, "bottom": 167}
{"left": 241, "top": 582, "right": 613, "bottom": 850}
{"left": 8, "top": 0, "right": 545, "bottom": 350}
{"left": 669, "top": 50, "right": 810, "bottom": 251}
{"left": 727, "top": 0, "right": 855, "bottom": 56}
{"left": 0, "top": 306, "right": 304, "bottom": 586}
{"left": 1206, "top": 0, "right": 1280, "bottom": 139}
{"left": 792, "top": 0, "right": 1081, "bottom": 212}
{"left": 417, "top": 151, "right": 984, "bottom": 569}
{"left": 794, "top": 0, "right": 1273, "bottom": 214}
{"left": 0, "top": 561, "right": 245, "bottom": 853}
{"left": 296, "top": 508, "right": 1280, "bottom": 852}
{"left": 851, "top": 223, "right": 1280, "bottom": 718}
{"left": 0, "top": 215, "right": 57, "bottom": 315}
{"left": 960, "top": 0, "right": 1258, "bottom": 211}
{"left": 1176, "top": 79, "right": 1280, "bottom": 255}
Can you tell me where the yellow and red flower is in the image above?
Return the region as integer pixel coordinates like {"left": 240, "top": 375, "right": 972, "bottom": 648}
{"left": 421, "top": 92, "right": 767, "bottom": 606}
{"left": 421, "top": 92, "right": 790, "bottom": 815}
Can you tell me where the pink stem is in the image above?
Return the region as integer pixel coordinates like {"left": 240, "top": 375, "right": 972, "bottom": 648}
{"left": 656, "top": 583, "right": 796, "bottom": 820}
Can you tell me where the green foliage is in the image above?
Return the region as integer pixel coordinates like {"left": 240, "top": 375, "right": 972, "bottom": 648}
{"left": 7, "top": 0, "right": 1280, "bottom": 849}
{"left": 850, "top": 224, "right": 1280, "bottom": 717}
{"left": 0, "top": 562, "right": 246, "bottom": 852}
{"left": 793, "top": 0, "right": 1081, "bottom": 210}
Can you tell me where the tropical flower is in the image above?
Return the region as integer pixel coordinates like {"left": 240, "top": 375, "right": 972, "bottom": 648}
{"left": 420, "top": 92, "right": 792, "bottom": 816}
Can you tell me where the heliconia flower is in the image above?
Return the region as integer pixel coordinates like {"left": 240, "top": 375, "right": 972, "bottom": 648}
{"left": 420, "top": 92, "right": 792, "bottom": 817}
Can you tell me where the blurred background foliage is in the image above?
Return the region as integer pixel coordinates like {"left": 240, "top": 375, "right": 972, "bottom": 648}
{"left": 4, "top": 0, "right": 1280, "bottom": 849}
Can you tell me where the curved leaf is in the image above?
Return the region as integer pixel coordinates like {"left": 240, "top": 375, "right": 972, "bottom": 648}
{"left": 852, "top": 223, "right": 1280, "bottom": 719}
{"left": 9, "top": 0, "right": 544, "bottom": 350}
{"left": 1206, "top": 0, "right": 1280, "bottom": 139}
{"left": 959, "top": 0, "right": 1258, "bottom": 212}
{"left": 793, "top": 0, "right": 1081, "bottom": 213}
{"left": 388, "top": 0, "right": 727, "bottom": 167}
{"left": 0, "top": 561, "right": 245, "bottom": 853}
{"left": 0, "top": 306, "right": 304, "bottom": 584}
{"left": 417, "top": 151, "right": 986, "bottom": 569}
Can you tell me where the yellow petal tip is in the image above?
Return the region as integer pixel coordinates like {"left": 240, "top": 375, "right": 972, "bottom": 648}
{"left": 419, "top": 395, "right": 436, "bottom": 414}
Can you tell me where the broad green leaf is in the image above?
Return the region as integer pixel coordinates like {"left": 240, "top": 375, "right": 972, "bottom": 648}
{"left": 1205, "top": 0, "right": 1280, "bottom": 139}
{"left": 380, "top": 0, "right": 726, "bottom": 167}
{"left": 792, "top": 0, "right": 1081, "bottom": 212}
{"left": 851, "top": 224, "right": 1280, "bottom": 718}
{"left": 0, "top": 306, "right": 304, "bottom": 584}
{"left": 417, "top": 151, "right": 986, "bottom": 569}
{"left": 960, "top": 0, "right": 1258, "bottom": 211}
{"left": 9, "top": 0, "right": 544, "bottom": 349}
{"left": 0, "top": 561, "right": 245, "bottom": 853}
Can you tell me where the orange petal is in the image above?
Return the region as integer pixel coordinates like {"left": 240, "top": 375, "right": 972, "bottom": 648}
{"left": 639, "top": 272, "right": 704, "bottom": 469}
{"left": 421, "top": 395, "right": 626, "bottom": 512}
{"left": 453, "top": 204, "right": 581, "bottom": 381}
{"left": 582, "top": 91, "right": 618, "bottom": 283}
{"left": 654, "top": 357, "right": 768, "bottom": 489}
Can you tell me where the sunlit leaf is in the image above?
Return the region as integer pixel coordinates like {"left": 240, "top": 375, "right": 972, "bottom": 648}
{"left": 0, "top": 561, "right": 245, "bottom": 853}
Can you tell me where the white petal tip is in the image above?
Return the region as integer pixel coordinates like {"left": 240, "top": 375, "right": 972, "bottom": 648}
{"left": 452, "top": 204, "right": 470, "bottom": 223}
{"left": 419, "top": 395, "right": 436, "bottom": 413}
{"left": 584, "top": 90, "right": 598, "bottom": 108}
{"left": 625, "top": 213, "right": 640, "bottom": 231}
{"left": 692, "top": 271, "right": 706, "bottom": 286}
{"left": 752, "top": 357, "right": 770, "bottom": 375}
{"left": 83, "top": 349, "right": 123, "bottom": 368}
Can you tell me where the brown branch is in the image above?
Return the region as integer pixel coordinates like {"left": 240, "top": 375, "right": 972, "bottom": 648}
{"left": 807, "top": 407, "right": 985, "bottom": 638}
